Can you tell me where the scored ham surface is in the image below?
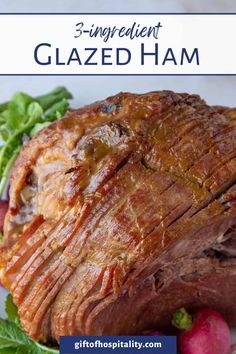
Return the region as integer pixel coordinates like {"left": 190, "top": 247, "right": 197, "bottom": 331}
{"left": 0, "top": 91, "right": 236, "bottom": 344}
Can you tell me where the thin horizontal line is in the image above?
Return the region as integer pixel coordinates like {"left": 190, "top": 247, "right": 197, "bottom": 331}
{"left": 0, "top": 74, "right": 236, "bottom": 76}
{"left": 0, "top": 13, "right": 236, "bottom": 15}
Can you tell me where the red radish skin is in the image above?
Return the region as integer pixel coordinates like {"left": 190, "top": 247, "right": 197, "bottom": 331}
{"left": 231, "top": 344, "right": 236, "bottom": 354}
{"left": 173, "top": 308, "right": 232, "bottom": 354}
{"left": 0, "top": 200, "right": 8, "bottom": 231}
{"left": 147, "top": 331, "right": 163, "bottom": 336}
{"left": 0, "top": 199, "right": 8, "bottom": 288}
{"left": 142, "top": 330, "right": 163, "bottom": 336}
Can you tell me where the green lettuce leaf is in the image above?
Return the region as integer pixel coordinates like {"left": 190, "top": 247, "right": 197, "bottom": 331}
{"left": 0, "top": 295, "right": 59, "bottom": 354}
{"left": 0, "top": 87, "right": 72, "bottom": 198}
{"left": 5, "top": 294, "right": 20, "bottom": 326}
{"left": 0, "top": 319, "right": 32, "bottom": 349}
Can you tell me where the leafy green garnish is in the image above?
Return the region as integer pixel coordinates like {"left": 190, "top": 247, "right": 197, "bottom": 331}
{"left": 29, "top": 122, "right": 52, "bottom": 138}
{"left": 0, "top": 319, "right": 32, "bottom": 349}
{"left": 5, "top": 294, "right": 20, "bottom": 326}
{"left": 0, "top": 348, "right": 17, "bottom": 353}
{"left": 0, "top": 295, "right": 59, "bottom": 354}
{"left": 172, "top": 307, "right": 193, "bottom": 330}
{"left": 0, "top": 87, "right": 72, "bottom": 198}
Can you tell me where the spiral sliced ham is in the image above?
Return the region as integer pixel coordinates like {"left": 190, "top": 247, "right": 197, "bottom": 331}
{"left": 0, "top": 91, "right": 236, "bottom": 344}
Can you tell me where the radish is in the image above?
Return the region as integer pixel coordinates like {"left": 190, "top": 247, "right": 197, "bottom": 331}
{"left": 142, "top": 330, "right": 163, "bottom": 336}
{"left": 0, "top": 200, "right": 8, "bottom": 232}
{"left": 231, "top": 344, "right": 236, "bottom": 354}
{"left": 172, "top": 308, "right": 232, "bottom": 354}
{"left": 0, "top": 199, "right": 8, "bottom": 288}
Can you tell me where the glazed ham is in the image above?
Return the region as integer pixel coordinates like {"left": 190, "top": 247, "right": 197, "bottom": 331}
{"left": 0, "top": 91, "right": 236, "bottom": 344}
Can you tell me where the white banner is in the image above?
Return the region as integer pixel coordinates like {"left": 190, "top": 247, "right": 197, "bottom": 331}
{"left": 0, "top": 14, "right": 235, "bottom": 75}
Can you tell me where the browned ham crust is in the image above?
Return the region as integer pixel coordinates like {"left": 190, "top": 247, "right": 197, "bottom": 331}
{"left": 0, "top": 90, "right": 236, "bottom": 343}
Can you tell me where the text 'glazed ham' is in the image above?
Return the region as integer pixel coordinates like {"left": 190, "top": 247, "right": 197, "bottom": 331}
{"left": 0, "top": 91, "right": 236, "bottom": 344}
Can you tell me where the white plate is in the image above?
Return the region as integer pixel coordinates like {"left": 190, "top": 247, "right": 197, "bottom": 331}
{"left": 0, "top": 287, "right": 8, "bottom": 319}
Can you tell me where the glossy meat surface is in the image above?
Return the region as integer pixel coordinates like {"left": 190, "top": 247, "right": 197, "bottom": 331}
{"left": 0, "top": 91, "right": 236, "bottom": 343}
